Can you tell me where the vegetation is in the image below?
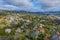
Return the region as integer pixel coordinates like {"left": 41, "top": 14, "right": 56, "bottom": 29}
{"left": 0, "top": 10, "right": 60, "bottom": 40}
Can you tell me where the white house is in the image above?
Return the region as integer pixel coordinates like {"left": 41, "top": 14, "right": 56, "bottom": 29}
{"left": 5, "top": 28, "right": 11, "bottom": 33}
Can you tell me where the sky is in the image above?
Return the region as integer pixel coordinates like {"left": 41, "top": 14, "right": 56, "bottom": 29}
{"left": 0, "top": 0, "right": 60, "bottom": 12}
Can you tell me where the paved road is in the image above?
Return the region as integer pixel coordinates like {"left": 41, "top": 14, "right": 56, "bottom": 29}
{"left": 54, "top": 15, "right": 60, "bottom": 20}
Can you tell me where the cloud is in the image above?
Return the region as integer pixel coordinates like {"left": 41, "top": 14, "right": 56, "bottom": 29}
{"left": 37, "top": 0, "right": 60, "bottom": 8}
{"left": 5, "top": 0, "right": 34, "bottom": 9}
{"left": 0, "top": 4, "right": 20, "bottom": 10}
{"left": 0, "top": 0, "right": 60, "bottom": 12}
{"left": 4, "top": 0, "right": 44, "bottom": 11}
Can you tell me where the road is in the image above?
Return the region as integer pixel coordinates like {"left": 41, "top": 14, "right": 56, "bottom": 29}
{"left": 53, "top": 15, "right": 60, "bottom": 20}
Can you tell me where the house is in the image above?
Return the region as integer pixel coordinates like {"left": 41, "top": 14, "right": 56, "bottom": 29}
{"left": 38, "top": 26, "right": 45, "bottom": 33}
{"left": 31, "top": 32, "right": 38, "bottom": 38}
{"left": 15, "top": 28, "right": 22, "bottom": 33}
{"left": 5, "top": 28, "right": 11, "bottom": 33}
{"left": 44, "top": 37, "right": 49, "bottom": 40}
{"left": 40, "top": 24, "right": 44, "bottom": 26}
{"left": 52, "top": 29, "right": 57, "bottom": 33}
{"left": 10, "top": 16, "right": 14, "bottom": 21}
{"left": 20, "top": 25, "right": 25, "bottom": 29}
{"left": 52, "top": 34, "right": 59, "bottom": 40}
{"left": 52, "top": 32, "right": 60, "bottom": 40}
{"left": 18, "top": 18, "right": 24, "bottom": 21}
{"left": 33, "top": 24, "right": 40, "bottom": 30}
{"left": 33, "top": 26, "right": 38, "bottom": 30}
{"left": 40, "top": 20, "right": 45, "bottom": 22}
{"left": 26, "top": 20, "right": 30, "bottom": 23}
{"left": 31, "top": 30, "right": 39, "bottom": 38}
{"left": 13, "top": 35, "right": 18, "bottom": 40}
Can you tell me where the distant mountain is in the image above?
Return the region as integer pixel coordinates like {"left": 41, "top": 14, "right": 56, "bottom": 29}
{"left": 0, "top": 10, "right": 60, "bottom": 14}
{"left": 13, "top": 10, "right": 60, "bottom": 14}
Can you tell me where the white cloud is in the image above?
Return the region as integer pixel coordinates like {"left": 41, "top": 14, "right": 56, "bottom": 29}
{"left": 31, "top": 0, "right": 60, "bottom": 11}
{"left": 0, "top": 4, "right": 20, "bottom": 10}
{"left": 0, "top": 0, "right": 60, "bottom": 12}
{"left": 37, "top": 0, "right": 60, "bottom": 8}
{"left": 5, "top": 0, "right": 34, "bottom": 8}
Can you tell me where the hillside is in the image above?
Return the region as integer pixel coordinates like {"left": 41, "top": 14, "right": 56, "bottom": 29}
{"left": 0, "top": 10, "right": 60, "bottom": 40}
